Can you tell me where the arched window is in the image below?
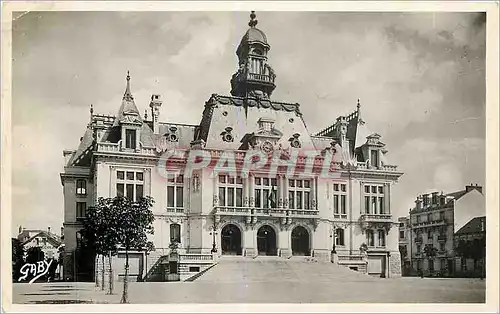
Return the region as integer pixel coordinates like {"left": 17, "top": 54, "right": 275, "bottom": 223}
{"left": 170, "top": 224, "right": 181, "bottom": 244}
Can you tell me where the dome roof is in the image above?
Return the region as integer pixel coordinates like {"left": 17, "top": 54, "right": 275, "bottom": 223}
{"left": 241, "top": 27, "right": 268, "bottom": 46}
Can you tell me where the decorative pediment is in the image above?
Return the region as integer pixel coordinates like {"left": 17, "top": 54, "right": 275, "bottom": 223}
{"left": 365, "top": 133, "right": 385, "bottom": 147}
{"left": 120, "top": 114, "right": 142, "bottom": 125}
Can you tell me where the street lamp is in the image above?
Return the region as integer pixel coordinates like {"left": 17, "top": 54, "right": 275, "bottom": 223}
{"left": 210, "top": 224, "right": 218, "bottom": 253}
{"left": 330, "top": 227, "right": 337, "bottom": 254}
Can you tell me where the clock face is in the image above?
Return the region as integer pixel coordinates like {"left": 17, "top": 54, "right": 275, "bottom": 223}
{"left": 261, "top": 141, "right": 273, "bottom": 153}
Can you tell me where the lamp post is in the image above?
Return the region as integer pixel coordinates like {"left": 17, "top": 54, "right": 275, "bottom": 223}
{"left": 210, "top": 223, "right": 218, "bottom": 253}
{"left": 330, "top": 226, "right": 337, "bottom": 254}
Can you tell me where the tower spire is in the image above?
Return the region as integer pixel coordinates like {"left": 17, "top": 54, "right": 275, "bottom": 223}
{"left": 249, "top": 11, "right": 258, "bottom": 28}
{"left": 124, "top": 71, "right": 133, "bottom": 101}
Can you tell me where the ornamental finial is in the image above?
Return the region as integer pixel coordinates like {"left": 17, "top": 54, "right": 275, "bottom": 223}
{"left": 357, "top": 98, "right": 360, "bottom": 109}
{"left": 249, "top": 11, "right": 258, "bottom": 28}
{"left": 144, "top": 109, "right": 148, "bottom": 120}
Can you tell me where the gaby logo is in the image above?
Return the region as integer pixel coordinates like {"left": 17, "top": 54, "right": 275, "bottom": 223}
{"left": 18, "top": 260, "right": 53, "bottom": 284}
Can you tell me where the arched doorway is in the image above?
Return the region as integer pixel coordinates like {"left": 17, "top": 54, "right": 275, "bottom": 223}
{"left": 257, "top": 225, "right": 277, "bottom": 256}
{"left": 291, "top": 226, "right": 310, "bottom": 256}
{"left": 221, "top": 224, "right": 242, "bottom": 255}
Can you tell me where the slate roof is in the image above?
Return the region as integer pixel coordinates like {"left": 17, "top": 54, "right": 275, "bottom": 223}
{"left": 455, "top": 216, "right": 486, "bottom": 235}
{"left": 446, "top": 190, "right": 469, "bottom": 200}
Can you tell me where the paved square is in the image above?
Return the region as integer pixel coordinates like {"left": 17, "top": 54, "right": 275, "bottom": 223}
{"left": 13, "top": 278, "right": 485, "bottom": 304}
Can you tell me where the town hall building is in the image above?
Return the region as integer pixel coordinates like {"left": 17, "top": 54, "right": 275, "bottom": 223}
{"left": 61, "top": 12, "right": 404, "bottom": 281}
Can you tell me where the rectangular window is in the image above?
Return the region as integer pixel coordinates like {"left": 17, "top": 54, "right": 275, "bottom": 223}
{"left": 126, "top": 184, "right": 134, "bottom": 199}
{"left": 227, "top": 188, "right": 235, "bottom": 206}
{"left": 335, "top": 229, "right": 345, "bottom": 246}
{"left": 340, "top": 195, "right": 346, "bottom": 214}
{"left": 378, "top": 230, "right": 386, "bottom": 246}
{"left": 371, "top": 150, "right": 379, "bottom": 167}
{"left": 333, "top": 182, "right": 347, "bottom": 216}
{"left": 263, "top": 190, "right": 270, "bottom": 208}
{"left": 176, "top": 186, "right": 183, "bottom": 207}
{"left": 167, "top": 186, "right": 175, "bottom": 207}
{"left": 289, "top": 179, "right": 312, "bottom": 210}
{"left": 126, "top": 171, "right": 135, "bottom": 180}
{"left": 170, "top": 224, "right": 181, "bottom": 243}
{"left": 399, "top": 230, "right": 405, "bottom": 239}
{"left": 76, "top": 179, "right": 86, "bottom": 195}
{"left": 304, "top": 191, "right": 310, "bottom": 210}
{"left": 255, "top": 189, "right": 261, "bottom": 208}
{"left": 236, "top": 188, "right": 243, "bottom": 207}
{"left": 136, "top": 185, "right": 144, "bottom": 200}
{"left": 439, "top": 242, "right": 445, "bottom": 251}
{"left": 166, "top": 174, "right": 184, "bottom": 209}
{"left": 429, "top": 259, "right": 434, "bottom": 272}
{"left": 116, "top": 170, "right": 145, "bottom": 201}
{"left": 76, "top": 202, "right": 87, "bottom": 220}
{"left": 136, "top": 172, "right": 144, "bottom": 181}
{"left": 117, "top": 183, "right": 124, "bottom": 197}
{"left": 125, "top": 129, "right": 136, "bottom": 149}
{"left": 363, "top": 184, "right": 385, "bottom": 215}
{"left": 366, "top": 230, "right": 375, "bottom": 247}
{"left": 219, "top": 175, "right": 244, "bottom": 208}
{"left": 117, "top": 171, "right": 125, "bottom": 180}
{"left": 440, "top": 259, "right": 446, "bottom": 270}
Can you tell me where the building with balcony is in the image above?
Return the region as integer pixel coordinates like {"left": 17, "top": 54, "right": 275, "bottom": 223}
{"left": 398, "top": 217, "right": 411, "bottom": 275}
{"left": 403, "top": 184, "right": 484, "bottom": 276}
{"left": 60, "top": 12, "right": 404, "bottom": 281}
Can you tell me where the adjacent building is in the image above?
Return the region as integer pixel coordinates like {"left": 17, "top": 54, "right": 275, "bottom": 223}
{"left": 454, "top": 216, "right": 486, "bottom": 277}
{"left": 61, "top": 12, "right": 404, "bottom": 281}
{"left": 397, "top": 216, "right": 411, "bottom": 275}
{"left": 17, "top": 227, "right": 63, "bottom": 260}
{"left": 402, "top": 184, "right": 484, "bottom": 276}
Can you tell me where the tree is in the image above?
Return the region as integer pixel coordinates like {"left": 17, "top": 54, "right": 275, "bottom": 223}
{"left": 115, "top": 196, "right": 155, "bottom": 304}
{"left": 12, "top": 238, "right": 24, "bottom": 281}
{"left": 26, "top": 246, "right": 45, "bottom": 263}
{"left": 423, "top": 244, "right": 437, "bottom": 259}
{"left": 82, "top": 197, "right": 121, "bottom": 294}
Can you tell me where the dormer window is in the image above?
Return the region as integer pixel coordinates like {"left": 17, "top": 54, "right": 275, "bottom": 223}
{"left": 254, "top": 48, "right": 263, "bottom": 55}
{"left": 125, "top": 129, "right": 136, "bottom": 149}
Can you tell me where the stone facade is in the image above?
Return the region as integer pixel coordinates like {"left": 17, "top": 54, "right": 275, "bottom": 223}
{"left": 61, "top": 12, "right": 404, "bottom": 280}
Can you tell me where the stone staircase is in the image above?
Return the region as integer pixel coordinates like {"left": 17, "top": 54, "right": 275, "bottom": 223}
{"left": 195, "top": 256, "right": 378, "bottom": 283}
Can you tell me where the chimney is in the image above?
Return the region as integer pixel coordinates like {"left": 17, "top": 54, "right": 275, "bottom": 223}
{"left": 149, "top": 94, "right": 162, "bottom": 134}
{"left": 465, "top": 183, "right": 483, "bottom": 194}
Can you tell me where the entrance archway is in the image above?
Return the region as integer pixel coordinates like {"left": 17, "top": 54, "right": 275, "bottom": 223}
{"left": 291, "top": 226, "right": 310, "bottom": 256}
{"left": 257, "top": 225, "right": 277, "bottom": 256}
{"left": 221, "top": 224, "right": 242, "bottom": 255}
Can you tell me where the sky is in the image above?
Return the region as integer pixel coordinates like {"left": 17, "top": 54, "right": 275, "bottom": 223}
{"left": 11, "top": 11, "right": 486, "bottom": 234}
